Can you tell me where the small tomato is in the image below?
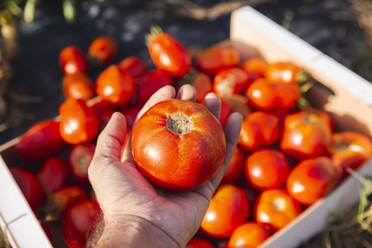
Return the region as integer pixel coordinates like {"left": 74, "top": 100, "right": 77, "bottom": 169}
{"left": 227, "top": 222, "right": 270, "bottom": 248}
{"left": 88, "top": 36, "right": 117, "bottom": 65}
{"left": 119, "top": 56, "right": 147, "bottom": 78}
{"left": 69, "top": 143, "right": 96, "bottom": 183}
{"left": 213, "top": 68, "right": 251, "bottom": 97}
{"left": 265, "top": 62, "right": 301, "bottom": 85}
{"left": 186, "top": 238, "right": 214, "bottom": 248}
{"left": 37, "top": 157, "right": 68, "bottom": 193}
{"left": 59, "top": 46, "right": 87, "bottom": 74}
{"left": 196, "top": 47, "right": 240, "bottom": 75}
{"left": 222, "top": 147, "right": 245, "bottom": 184}
{"left": 63, "top": 73, "right": 94, "bottom": 100}
{"left": 241, "top": 57, "right": 268, "bottom": 79}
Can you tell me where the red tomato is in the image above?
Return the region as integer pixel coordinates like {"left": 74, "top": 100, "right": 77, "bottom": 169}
{"left": 62, "top": 73, "right": 94, "bottom": 100}
{"left": 287, "top": 157, "right": 342, "bottom": 205}
{"left": 121, "top": 106, "right": 140, "bottom": 129}
{"left": 192, "top": 72, "right": 212, "bottom": 103}
{"left": 63, "top": 200, "right": 101, "bottom": 248}
{"left": 11, "top": 168, "right": 45, "bottom": 210}
{"left": 280, "top": 110, "right": 332, "bottom": 160}
{"left": 222, "top": 147, "right": 245, "bottom": 184}
{"left": 201, "top": 184, "right": 249, "bottom": 238}
{"left": 186, "top": 238, "right": 214, "bottom": 248}
{"left": 227, "top": 222, "right": 270, "bottom": 248}
{"left": 69, "top": 143, "right": 96, "bottom": 183}
{"left": 37, "top": 157, "right": 68, "bottom": 193}
{"left": 246, "top": 78, "right": 300, "bottom": 110}
{"left": 242, "top": 57, "right": 268, "bottom": 79}
{"left": 137, "top": 70, "right": 173, "bottom": 106}
{"left": 213, "top": 68, "right": 251, "bottom": 97}
{"left": 265, "top": 62, "right": 301, "bottom": 85}
{"left": 239, "top": 111, "right": 280, "bottom": 151}
{"left": 96, "top": 65, "right": 136, "bottom": 106}
{"left": 15, "top": 120, "right": 66, "bottom": 162}
{"left": 119, "top": 56, "right": 147, "bottom": 78}
{"left": 132, "top": 99, "right": 226, "bottom": 191}
{"left": 91, "top": 100, "right": 115, "bottom": 126}
{"left": 245, "top": 149, "right": 290, "bottom": 190}
{"left": 328, "top": 132, "right": 372, "bottom": 174}
{"left": 52, "top": 186, "right": 88, "bottom": 215}
{"left": 220, "top": 98, "right": 233, "bottom": 127}
{"left": 60, "top": 46, "right": 87, "bottom": 74}
{"left": 255, "top": 189, "right": 301, "bottom": 230}
{"left": 88, "top": 36, "right": 117, "bottom": 65}
{"left": 59, "top": 98, "right": 99, "bottom": 144}
{"left": 196, "top": 47, "right": 240, "bottom": 75}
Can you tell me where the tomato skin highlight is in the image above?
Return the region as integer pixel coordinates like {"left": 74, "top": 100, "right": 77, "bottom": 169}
{"left": 227, "top": 222, "right": 270, "bottom": 248}
{"left": 222, "top": 147, "right": 245, "bottom": 184}
{"left": 132, "top": 99, "right": 226, "bottom": 191}
{"left": 265, "top": 62, "right": 301, "bottom": 85}
{"left": 196, "top": 47, "right": 240, "bottom": 75}
{"left": 119, "top": 56, "right": 147, "bottom": 78}
{"left": 60, "top": 46, "right": 88, "bottom": 75}
{"left": 88, "top": 36, "right": 117, "bottom": 65}
{"left": 213, "top": 68, "right": 251, "bottom": 97}
{"left": 186, "top": 238, "right": 214, "bottom": 248}
{"left": 69, "top": 143, "right": 96, "bottom": 183}
{"left": 37, "top": 157, "right": 68, "bottom": 193}
{"left": 63, "top": 73, "right": 94, "bottom": 100}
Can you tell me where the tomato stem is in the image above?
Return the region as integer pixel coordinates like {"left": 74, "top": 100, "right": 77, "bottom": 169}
{"left": 165, "top": 112, "right": 193, "bottom": 136}
{"left": 145, "top": 25, "right": 163, "bottom": 45}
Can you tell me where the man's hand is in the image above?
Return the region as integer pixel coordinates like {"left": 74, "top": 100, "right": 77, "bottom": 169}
{"left": 88, "top": 85, "right": 242, "bottom": 248}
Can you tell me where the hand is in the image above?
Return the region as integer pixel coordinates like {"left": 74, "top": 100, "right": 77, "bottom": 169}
{"left": 88, "top": 85, "right": 242, "bottom": 248}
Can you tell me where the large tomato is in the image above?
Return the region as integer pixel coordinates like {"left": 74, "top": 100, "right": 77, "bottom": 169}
{"left": 62, "top": 73, "right": 94, "bottom": 100}
{"left": 192, "top": 72, "right": 212, "bottom": 103}
{"left": 132, "top": 99, "right": 226, "bottom": 191}
{"left": 221, "top": 147, "right": 245, "bottom": 184}
{"left": 119, "top": 56, "right": 147, "bottom": 78}
{"left": 63, "top": 200, "right": 101, "bottom": 248}
{"left": 287, "top": 157, "right": 342, "bottom": 205}
{"left": 37, "top": 157, "right": 68, "bottom": 193}
{"left": 213, "top": 68, "right": 251, "bottom": 97}
{"left": 227, "top": 222, "right": 270, "bottom": 248}
{"left": 265, "top": 62, "right": 301, "bottom": 85}
{"left": 280, "top": 110, "right": 332, "bottom": 160}
{"left": 11, "top": 168, "right": 45, "bottom": 210}
{"left": 69, "top": 143, "right": 96, "bottom": 183}
{"left": 242, "top": 57, "right": 268, "bottom": 79}
{"left": 186, "top": 238, "right": 214, "bottom": 248}
{"left": 52, "top": 186, "right": 88, "bottom": 216}
{"left": 245, "top": 149, "right": 290, "bottom": 189}
{"left": 96, "top": 65, "right": 136, "bottom": 106}
{"left": 255, "top": 188, "right": 301, "bottom": 230}
{"left": 60, "top": 46, "right": 87, "bottom": 74}
{"left": 201, "top": 184, "right": 249, "bottom": 238}
{"left": 121, "top": 106, "right": 140, "bottom": 129}
{"left": 88, "top": 36, "right": 117, "bottom": 65}
{"left": 147, "top": 29, "right": 191, "bottom": 77}
{"left": 239, "top": 111, "right": 280, "bottom": 151}
{"left": 59, "top": 98, "right": 99, "bottom": 144}
{"left": 15, "top": 120, "right": 66, "bottom": 162}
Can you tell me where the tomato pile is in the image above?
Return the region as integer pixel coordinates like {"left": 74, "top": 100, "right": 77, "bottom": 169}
{"left": 8, "top": 28, "right": 372, "bottom": 248}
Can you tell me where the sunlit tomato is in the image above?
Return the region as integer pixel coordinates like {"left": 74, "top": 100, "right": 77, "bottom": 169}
{"left": 242, "top": 57, "right": 268, "bottom": 79}
{"left": 96, "top": 65, "right": 136, "bottom": 106}
{"left": 192, "top": 72, "right": 212, "bottom": 103}
{"left": 88, "top": 36, "right": 117, "bottom": 65}
{"left": 225, "top": 94, "right": 250, "bottom": 119}
{"left": 287, "top": 157, "right": 342, "bottom": 205}
{"left": 137, "top": 70, "right": 173, "bottom": 106}
{"left": 37, "top": 157, "right": 68, "bottom": 193}
{"left": 11, "top": 168, "right": 45, "bottom": 210}
{"left": 239, "top": 111, "right": 280, "bottom": 151}
{"left": 328, "top": 132, "right": 372, "bottom": 174}
{"left": 15, "top": 120, "right": 66, "bottom": 163}
{"left": 227, "top": 222, "right": 270, "bottom": 248}
{"left": 245, "top": 149, "right": 290, "bottom": 189}
{"left": 132, "top": 99, "right": 226, "bottom": 191}
{"left": 265, "top": 62, "right": 302, "bottom": 85}
{"left": 60, "top": 46, "right": 87, "bottom": 74}
{"left": 220, "top": 98, "right": 233, "bottom": 127}
{"left": 69, "top": 143, "right": 95, "bottom": 183}
{"left": 52, "top": 186, "right": 88, "bottom": 215}
{"left": 213, "top": 68, "right": 251, "bottom": 97}
{"left": 119, "top": 56, "right": 147, "bottom": 78}
{"left": 147, "top": 28, "right": 191, "bottom": 77}
{"left": 63, "top": 200, "right": 101, "bottom": 248}
{"left": 60, "top": 98, "right": 99, "bottom": 144}
{"left": 201, "top": 184, "right": 249, "bottom": 238}
{"left": 196, "top": 47, "right": 240, "bottom": 75}
{"left": 63, "top": 73, "right": 94, "bottom": 100}
{"left": 91, "top": 100, "right": 115, "bottom": 126}
{"left": 255, "top": 189, "right": 301, "bottom": 230}
{"left": 222, "top": 147, "right": 245, "bottom": 184}
{"left": 121, "top": 106, "right": 140, "bottom": 129}
{"left": 246, "top": 79, "right": 300, "bottom": 111}
{"left": 280, "top": 110, "right": 332, "bottom": 160}
{"left": 186, "top": 238, "right": 214, "bottom": 248}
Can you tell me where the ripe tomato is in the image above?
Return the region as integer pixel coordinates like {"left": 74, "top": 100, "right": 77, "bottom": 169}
{"left": 37, "top": 157, "right": 68, "bottom": 193}
{"left": 245, "top": 149, "right": 290, "bottom": 189}
{"left": 242, "top": 57, "right": 268, "bottom": 79}
{"left": 201, "top": 184, "right": 249, "bottom": 238}
{"left": 137, "top": 70, "right": 173, "bottom": 107}
{"left": 196, "top": 46, "right": 240, "bottom": 75}
{"left": 220, "top": 98, "right": 233, "bottom": 127}
{"left": 60, "top": 98, "right": 99, "bottom": 144}
{"left": 132, "top": 99, "right": 226, "bottom": 191}
{"left": 96, "top": 65, "right": 136, "bottom": 106}
{"left": 192, "top": 72, "right": 212, "bottom": 103}
{"left": 227, "top": 222, "right": 270, "bottom": 248}
{"left": 186, "top": 238, "right": 214, "bottom": 248}
{"left": 287, "top": 157, "right": 342, "bottom": 205}
{"left": 246, "top": 78, "right": 300, "bottom": 111}
{"left": 222, "top": 147, "right": 245, "bottom": 184}
{"left": 11, "top": 168, "right": 45, "bottom": 210}
{"left": 69, "top": 143, "right": 96, "bottom": 183}
{"left": 119, "top": 56, "right": 147, "bottom": 78}
{"left": 88, "top": 36, "right": 117, "bottom": 65}
{"left": 15, "top": 120, "right": 66, "bottom": 162}
{"left": 63, "top": 200, "right": 101, "bottom": 248}
{"left": 91, "top": 100, "right": 115, "bottom": 126}
{"left": 52, "top": 186, "right": 88, "bottom": 215}
{"left": 265, "top": 62, "right": 301, "bottom": 85}
{"left": 213, "top": 68, "right": 251, "bottom": 97}
{"left": 63, "top": 73, "right": 94, "bottom": 100}
{"left": 121, "top": 106, "right": 140, "bottom": 129}
{"left": 239, "top": 111, "right": 280, "bottom": 151}
{"left": 280, "top": 110, "right": 332, "bottom": 160}
{"left": 255, "top": 188, "right": 301, "bottom": 230}
{"left": 147, "top": 28, "right": 191, "bottom": 77}
{"left": 328, "top": 132, "right": 372, "bottom": 174}
{"left": 60, "top": 46, "right": 87, "bottom": 74}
